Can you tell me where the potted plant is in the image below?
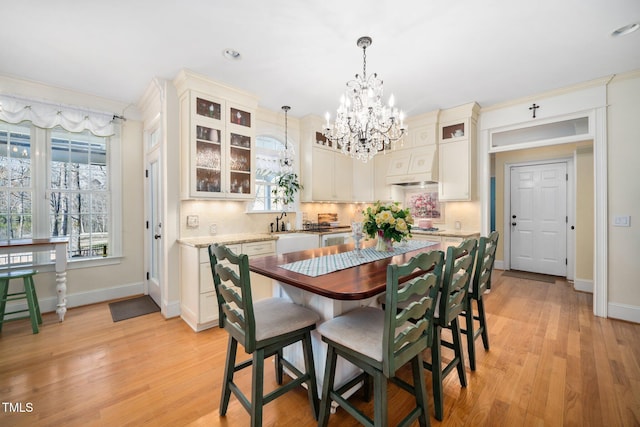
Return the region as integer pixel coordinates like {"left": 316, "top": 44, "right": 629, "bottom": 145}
{"left": 272, "top": 172, "right": 303, "bottom": 206}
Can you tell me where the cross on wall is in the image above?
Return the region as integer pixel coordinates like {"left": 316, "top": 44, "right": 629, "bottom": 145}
{"left": 529, "top": 103, "right": 540, "bottom": 118}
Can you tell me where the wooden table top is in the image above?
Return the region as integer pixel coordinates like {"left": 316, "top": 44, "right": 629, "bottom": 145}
{"left": 0, "top": 237, "right": 69, "bottom": 249}
{"left": 249, "top": 241, "right": 444, "bottom": 301}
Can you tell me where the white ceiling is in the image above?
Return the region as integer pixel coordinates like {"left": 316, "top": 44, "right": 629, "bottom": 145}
{"left": 1, "top": 0, "right": 639, "bottom": 118}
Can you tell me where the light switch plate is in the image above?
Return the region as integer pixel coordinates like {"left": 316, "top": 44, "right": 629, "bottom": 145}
{"left": 186, "top": 215, "right": 199, "bottom": 228}
{"left": 613, "top": 215, "right": 630, "bottom": 227}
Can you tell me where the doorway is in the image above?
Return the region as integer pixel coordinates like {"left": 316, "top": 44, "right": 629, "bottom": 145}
{"left": 145, "top": 126, "right": 163, "bottom": 308}
{"left": 509, "top": 161, "right": 569, "bottom": 276}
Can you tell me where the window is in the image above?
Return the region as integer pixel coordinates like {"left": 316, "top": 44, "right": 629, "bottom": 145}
{"left": 0, "top": 121, "right": 115, "bottom": 267}
{"left": 250, "top": 136, "right": 286, "bottom": 212}
{"left": 50, "top": 128, "right": 109, "bottom": 258}
{"left": 0, "top": 122, "right": 33, "bottom": 242}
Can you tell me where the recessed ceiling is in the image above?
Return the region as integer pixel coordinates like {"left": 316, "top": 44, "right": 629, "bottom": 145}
{"left": 1, "top": 0, "right": 639, "bottom": 118}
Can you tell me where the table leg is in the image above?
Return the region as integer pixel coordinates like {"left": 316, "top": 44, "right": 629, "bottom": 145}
{"left": 55, "top": 243, "right": 67, "bottom": 321}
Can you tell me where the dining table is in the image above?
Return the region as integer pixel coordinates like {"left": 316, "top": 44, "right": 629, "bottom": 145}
{"left": 0, "top": 237, "right": 69, "bottom": 321}
{"left": 249, "top": 238, "right": 443, "bottom": 398}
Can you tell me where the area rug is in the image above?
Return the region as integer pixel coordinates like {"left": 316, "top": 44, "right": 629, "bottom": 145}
{"left": 501, "top": 270, "right": 558, "bottom": 283}
{"left": 109, "top": 295, "right": 160, "bottom": 322}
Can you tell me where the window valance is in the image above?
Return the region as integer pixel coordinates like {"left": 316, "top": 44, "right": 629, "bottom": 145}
{"left": 0, "top": 94, "right": 116, "bottom": 137}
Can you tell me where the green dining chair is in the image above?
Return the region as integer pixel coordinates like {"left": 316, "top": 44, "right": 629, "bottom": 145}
{"left": 425, "top": 238, "right": 477, "bottom": 421}
{"left": 317, "top": 250, "right": 444, "bottom": 427}
{"left": 462, "top": 231, "right": 499, "bottom": 371}
{"left": 209, "top": 243, "right": 320, "bottom": 427}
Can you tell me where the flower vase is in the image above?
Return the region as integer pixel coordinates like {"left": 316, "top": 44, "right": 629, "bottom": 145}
{"left": 375, "top": 231, "right": 394, "bottom": 252}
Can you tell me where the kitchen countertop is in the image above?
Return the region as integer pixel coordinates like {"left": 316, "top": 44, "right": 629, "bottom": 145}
{"left": 178, "top": 233, "right": 277, "bottom": 248}
{"left": 411, "top": 229, "right": 480, "bottom": 238}
{"left": 177, "top": 229, "right": 479, "bottom": 249}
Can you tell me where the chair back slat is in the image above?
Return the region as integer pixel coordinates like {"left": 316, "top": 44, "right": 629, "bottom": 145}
{"left": 383, "top": 250, "right": 444, "bottom": 377}
{"left": 441, "top": 239, "right": 477, "bottom": 323}
{"left": 209, "top": 243, "right": 257, "bottom": 352}
{"left": 471, "top": 231, "right": 500, "bottom": 297}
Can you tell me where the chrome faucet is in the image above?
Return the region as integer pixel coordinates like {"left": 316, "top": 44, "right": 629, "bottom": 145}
{"left": 275, "top": 211, "right": 287, "bottom": 232}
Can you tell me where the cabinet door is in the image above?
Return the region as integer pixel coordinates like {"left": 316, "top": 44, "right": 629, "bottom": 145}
{"left": 439, "top": 139, "right": 470, "bottom": 201}
{"left": 352, "top": 159, "right": 374, "bottom": 202}
{"left": 311, "top": 148, "right": 334, "bottom": 200}
{"left": 374, "top": 154, "right": 393, "bottom": 202}
{"left": 226, "top": 103, "right": 254, "bottom": 199}
{"left": 333, "top": 152, "right": 353, "bottom": 202}
{"left": 191, "top": 93, "right": 225, "bottom": 198}
{"left": 243, "top": 241, "right": 276, "bottom": 301}
{"left": 183, "top": 91, "right": 255, "bottom": 200}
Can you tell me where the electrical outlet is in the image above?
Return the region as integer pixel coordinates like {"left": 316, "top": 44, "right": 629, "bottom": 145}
{"left": 209, "top": 223, "right": 217, "bottom": 235}
{"left": 186, "top": 215, "right": 199, "bottom": 228}
{"left": 455, "top": 221, "right": 462, "bottom": 230}
{"left": 613, "top": 215, "right": 631, "bottom": 227}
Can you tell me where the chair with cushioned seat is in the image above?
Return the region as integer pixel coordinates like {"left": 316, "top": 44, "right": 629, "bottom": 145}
{"left": 317, "top": 250, "right": 444, "bottom": 427}
{"left": 461, "top": 231, "right": 499, "bottom": 371}
{"left": 0, "top": 269, "right": 42, "bottom": 334}
{"left": 425, "top": 238, "right": 477, "bottom": 421}
{"left": 209, "top": 243, "right": 320, "bottom": 427}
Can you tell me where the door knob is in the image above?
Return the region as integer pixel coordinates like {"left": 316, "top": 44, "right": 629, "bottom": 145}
{"left": 511, "top": 222, "right": 517, "bottom": 226}
{"left": 154, "top": 234, "right": 162, "bottom": 239}
{"left": 512, "top": 214, "right": 517, "bottom": 219}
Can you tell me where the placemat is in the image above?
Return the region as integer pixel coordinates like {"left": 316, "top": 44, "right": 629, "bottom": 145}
{"left": 279, "top": 240, "right": 439, "bottom": 277}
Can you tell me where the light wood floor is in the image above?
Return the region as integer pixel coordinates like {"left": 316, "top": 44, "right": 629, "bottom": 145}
{"left": 1, "top": 271, "right": 639, "bottom": 426}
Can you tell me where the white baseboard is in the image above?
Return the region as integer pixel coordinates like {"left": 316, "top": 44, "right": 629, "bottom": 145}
{"left": 608, "top": 302, "right": 640, "bottom": 324}
{"left": 494, "top": 260, "right": 505, "bottom": 270}
{"left": 573, "top": 278, "right": 593, "bottom": 293}
{"left": 163, "top": 300, "right": 181, "bottom": 319}
{"left": 4, "top": 281, "right": 182, "bottom": 321}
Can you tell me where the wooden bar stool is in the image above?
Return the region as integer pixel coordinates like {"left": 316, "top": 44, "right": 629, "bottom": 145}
{"left": 0, "top": 269, "right": 42, "bottom": 334}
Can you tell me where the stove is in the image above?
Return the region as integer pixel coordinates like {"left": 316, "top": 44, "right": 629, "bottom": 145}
{"left": 302, "top": 222, "right": 351, "bottom": 233}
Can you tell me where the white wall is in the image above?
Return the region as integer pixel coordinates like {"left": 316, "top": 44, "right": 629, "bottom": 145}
{"left": 607, "top": 71, "right": 640, "bottom": 318}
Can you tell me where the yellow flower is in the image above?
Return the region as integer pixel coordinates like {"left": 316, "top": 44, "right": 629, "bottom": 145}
{"left": 396, "top": 218, "right": 408, "bottom": 233}
{"left": 376, "top": 210, "right": 393, "bottom": 225}
{"left": 406, "top": 213, "right": 414, "bottom": 225}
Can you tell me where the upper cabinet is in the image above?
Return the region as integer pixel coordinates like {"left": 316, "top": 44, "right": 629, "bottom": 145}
{"left": 174, "top": 70, "right": 259, "bottom": 200}
{"left": 438, "top": 102, "right": 480, "bottom": 201}
{"left": 300, "top": 117, "right": 355, "bottom": 203}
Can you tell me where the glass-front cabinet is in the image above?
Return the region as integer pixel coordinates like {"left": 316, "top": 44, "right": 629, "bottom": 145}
{"left": 176, "top": 70, "right": 258, "bottom": 199}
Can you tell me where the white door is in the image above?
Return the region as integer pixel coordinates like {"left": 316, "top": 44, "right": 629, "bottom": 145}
{"left": 145, "top": 134, "right": 163, "bottom": 307}
{"left": 510, "top": 162, "right": 567, "bottom": 276}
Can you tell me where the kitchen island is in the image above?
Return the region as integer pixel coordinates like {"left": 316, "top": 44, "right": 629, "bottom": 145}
{"left": 249, "top": 240, "right": 446, "bottom": 398}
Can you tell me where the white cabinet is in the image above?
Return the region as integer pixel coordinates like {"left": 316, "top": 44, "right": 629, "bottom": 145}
{"left": 179, "top": 239, "right": 276, "bottom": 332}
{"left": 174, "top": 70, "right": 258, "bottom": 200}
{"left": 374, "top": 153, "right": 394, "bottom": 202}
{"left": 439, "top": 138, "right": 471, "bottom": 200}
{"left": 309, "top": 146, "right": 353, "bottom": 202}
{"left": 352, "top": 158, "right": 374, "bottom": 202}
{"left": 438, "top": 102, "right": 479, "bottom": 201}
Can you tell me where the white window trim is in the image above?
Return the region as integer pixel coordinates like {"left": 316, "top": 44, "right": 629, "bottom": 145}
{"left": 1, "top": 121, "right": 122, "bottom": 264}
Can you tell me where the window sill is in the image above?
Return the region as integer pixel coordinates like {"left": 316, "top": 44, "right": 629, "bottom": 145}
{"left": 4, "top": 256, "right": 124, "bottom": 274}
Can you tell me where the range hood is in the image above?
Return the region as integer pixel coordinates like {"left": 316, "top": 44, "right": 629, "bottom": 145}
{"left": 386, "top": 145, "right": 438, "bottom": 185}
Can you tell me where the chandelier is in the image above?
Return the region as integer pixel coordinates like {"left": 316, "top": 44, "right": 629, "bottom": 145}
{"left": 323, "top": 36, "right": 407, "bottom": 163}
{"left": 279, "top": 105, "right": 295, "bottom": 173}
